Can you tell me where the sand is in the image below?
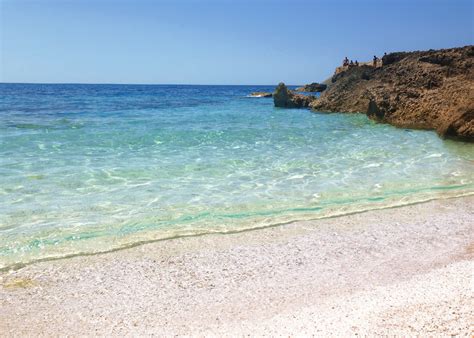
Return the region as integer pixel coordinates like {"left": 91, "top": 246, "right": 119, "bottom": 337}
{"left": 1, "top": 196, "right": 473, "bottom": 335}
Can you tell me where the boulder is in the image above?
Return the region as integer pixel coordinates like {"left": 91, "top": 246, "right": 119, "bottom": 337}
{"left": 296, "top": 82, "right": 327, "bottom": 92}
{"left": 274, "top": 83, "right": 315, "bottom": 108}
{"left": 274, "top": 83, "right": 291, "bottom": 107}
{"left": 381, "top": 52, "right": 409, "bottom": 66}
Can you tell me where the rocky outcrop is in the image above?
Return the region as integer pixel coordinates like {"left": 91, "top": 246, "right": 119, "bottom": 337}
{"left": 310, "top": 46, "right": 474, "bottom": 141}
{"left": 273, "top": 83, "right": 316, "bottom": 108}
{"left": 296, "top": 82, "right": 327, "bottom": 92}
{"left": 248, "top": 92, "right": 273, "bottom": 98}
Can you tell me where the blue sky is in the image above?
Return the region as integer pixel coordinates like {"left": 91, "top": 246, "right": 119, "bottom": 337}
{"left": 1, "top": 0, "right": 473, "bottom": 85}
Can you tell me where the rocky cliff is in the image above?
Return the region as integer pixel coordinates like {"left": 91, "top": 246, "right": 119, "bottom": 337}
{"left": 310, "top": 46, "right": 474, "bottom": 141}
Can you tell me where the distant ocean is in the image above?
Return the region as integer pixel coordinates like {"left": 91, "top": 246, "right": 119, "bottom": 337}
{"left": 1, "top": 83, "right": 473, "bottom": 269}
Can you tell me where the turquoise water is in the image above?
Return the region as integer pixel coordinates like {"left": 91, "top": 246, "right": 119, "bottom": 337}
{"left": 1, "top": 83, "right": 473, "bottom": 269}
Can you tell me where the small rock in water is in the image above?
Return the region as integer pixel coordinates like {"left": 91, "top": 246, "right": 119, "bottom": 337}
{"left": 273, "top": 82, "right": 316, "bottom": 108}
{"left": 248, "top": 92, "right": 272, "bottom": 98}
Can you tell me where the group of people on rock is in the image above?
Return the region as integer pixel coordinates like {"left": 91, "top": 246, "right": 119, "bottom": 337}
{"left": 342, "top": 57, "right": 358, "bottom": 67}
{"left": 342, "top": 53, "right": 387, "bottom": 68}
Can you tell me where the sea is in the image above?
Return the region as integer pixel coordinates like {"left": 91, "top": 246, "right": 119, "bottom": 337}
{"left": 1, "top": 83, "right": 473, "bottom": 270}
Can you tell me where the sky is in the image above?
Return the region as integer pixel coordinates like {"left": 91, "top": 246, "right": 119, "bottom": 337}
{"left": 1, "top": 0, "right": 473, "bottom": 85}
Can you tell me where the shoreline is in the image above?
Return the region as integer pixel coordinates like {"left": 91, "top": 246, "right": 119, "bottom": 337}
{"left": 1, "top": 195, "right": 473, "bottom": 335}
{"left": 2, "top": 189, "right": 472, "bottom": 273}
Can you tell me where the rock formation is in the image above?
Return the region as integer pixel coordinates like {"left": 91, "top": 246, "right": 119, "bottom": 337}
{"left": 273, "top": 83, "right": 316, "bottom": 108}
{"left": 310, "top": 46, "right": 474, "bottom": 141}
{"left": 296, "top": 82, "right": 327, "bottom": 92}
{"left": 248, "top": 92, "right": 273, "bottom": 98}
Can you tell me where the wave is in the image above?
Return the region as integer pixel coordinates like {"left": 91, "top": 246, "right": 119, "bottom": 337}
{"left": 1, "top": 186, "right": 472, "bottom": 272}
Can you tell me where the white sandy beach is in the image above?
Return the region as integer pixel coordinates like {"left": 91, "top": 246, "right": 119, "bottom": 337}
{"left": 1, "top": 196, "right": 473, "bottom": 336}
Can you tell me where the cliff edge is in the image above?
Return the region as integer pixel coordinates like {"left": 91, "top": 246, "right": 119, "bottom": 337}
{"left": 309, "top": 46, "right": 474, "bottom": 141}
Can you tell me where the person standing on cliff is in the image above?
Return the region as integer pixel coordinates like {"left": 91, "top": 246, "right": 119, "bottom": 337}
{"left": 373, "top": 55, "right": 378, "bottom": 67}
{"left": 343, "top": 57, "right": 349, "bottom": 66}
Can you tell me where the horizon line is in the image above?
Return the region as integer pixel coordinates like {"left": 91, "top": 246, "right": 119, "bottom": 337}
{"left": 0, "top": 81, "right": 301, "bottom": 87}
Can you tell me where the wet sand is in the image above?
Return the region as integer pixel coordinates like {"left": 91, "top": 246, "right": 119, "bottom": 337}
{"left": 1, "top": 196, "right": 473, "bottom": 335}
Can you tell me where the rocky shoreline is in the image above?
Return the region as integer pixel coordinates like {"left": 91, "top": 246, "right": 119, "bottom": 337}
{"left": 273, "top": 46, "right": 474, "bottom": 142}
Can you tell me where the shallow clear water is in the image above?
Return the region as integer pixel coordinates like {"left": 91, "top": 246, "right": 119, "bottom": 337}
{"left": 1, "top": 83, "right": 473, "bottom": 269}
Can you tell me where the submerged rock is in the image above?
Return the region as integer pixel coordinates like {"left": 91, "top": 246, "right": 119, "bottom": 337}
{"left": 296, "top": 82, "right": 327, "bottom": 92}
{"left": 248, "top": 92, "right": 272, "bottom": 98}
{"left": 273, "top": 83, "right": 315, "bottom": 108}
